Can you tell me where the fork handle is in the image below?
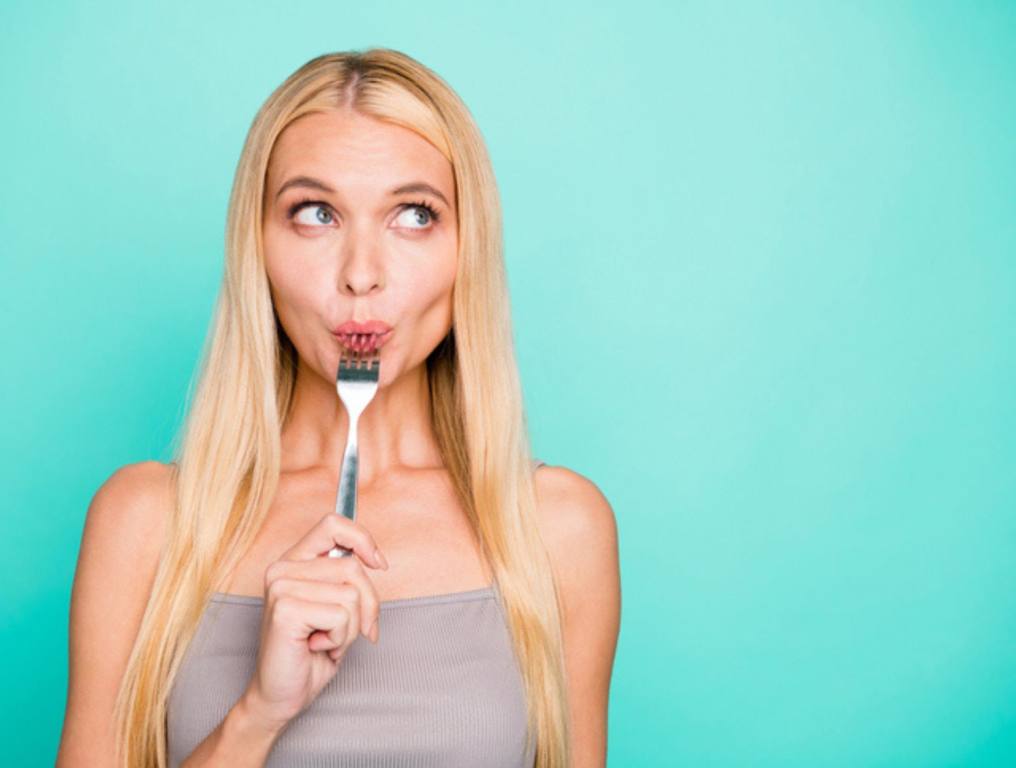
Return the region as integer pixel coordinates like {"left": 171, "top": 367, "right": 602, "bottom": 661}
{"left": 327, "top": 414, "right": 359, "bottom": 558}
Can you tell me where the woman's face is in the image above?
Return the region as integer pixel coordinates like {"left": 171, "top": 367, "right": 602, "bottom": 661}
{"left": 262, "top": 109, "right": 458, "bottom": 389}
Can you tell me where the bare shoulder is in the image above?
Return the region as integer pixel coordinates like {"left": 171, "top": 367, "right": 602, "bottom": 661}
{"left": 83, "top": 460, "right": 175, "bottom": 558}
{"left": 56, "top": 460, "right": 176, "bottom": 767}
{"left": 532, "top": 463, "right": 620, "bottom": 619}
{"left": 74, "top": 459, "right": 176, "bottom": 591}
{"left": 531, "top": 463, "right": 620, "bottom": 764}
{"left": 532, "top": 463, "right": 618, "bottom": 553}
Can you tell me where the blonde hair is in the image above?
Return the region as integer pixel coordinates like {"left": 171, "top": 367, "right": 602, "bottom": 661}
{"left": 112, "top": 49, "right": 571, "bottom": 767}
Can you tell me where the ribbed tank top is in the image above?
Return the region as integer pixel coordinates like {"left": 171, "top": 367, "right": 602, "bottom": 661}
{"left": 166, "top": 459, "right": 547, "bottom": 767}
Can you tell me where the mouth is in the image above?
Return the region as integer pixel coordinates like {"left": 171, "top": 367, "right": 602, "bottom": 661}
{"left": 332, "top": 329, "right": 393, "bottom": 353}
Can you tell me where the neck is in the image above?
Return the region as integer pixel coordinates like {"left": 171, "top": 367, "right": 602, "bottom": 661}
{"left": 278, "top": 357, "right": 443, "bottom": 483}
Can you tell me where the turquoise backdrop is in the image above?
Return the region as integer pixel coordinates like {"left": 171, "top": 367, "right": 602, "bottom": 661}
{"left": 2, "top": 1, "right": 1014, "bottom": 765}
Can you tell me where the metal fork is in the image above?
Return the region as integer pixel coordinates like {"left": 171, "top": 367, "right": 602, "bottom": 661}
{"left": 327, "top": 344, "right": 381, "bottom": 558}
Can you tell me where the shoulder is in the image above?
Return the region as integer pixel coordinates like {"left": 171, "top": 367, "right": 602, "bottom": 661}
{"left": 532, "top": 463, "right": 616, "bottom": 542}
{"left": 76, "top": 460, "right": 176, "bottom": 606}
{"left": 58, "top": 461, "right": 176, "bottom": 765}
{"left": 532, "top": 463, "right": 620, "bottom": 620}
{"left": 85, "top": 460, "right": 175, "bottom": 554}
{"left": 92, "top": 459, "right": 175, "bottom": 509}
{"left": 530, "top": 461, "right": 620, "bottom": 764}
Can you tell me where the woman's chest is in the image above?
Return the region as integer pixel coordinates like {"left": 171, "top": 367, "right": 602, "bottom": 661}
{"left": 166, "top": 591, "right": 535, "bottom": 768}
{"left": 216, "top": 470, "right": 492, "bottom": 600}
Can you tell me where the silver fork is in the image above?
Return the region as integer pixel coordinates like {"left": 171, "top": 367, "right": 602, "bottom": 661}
{"left": 327, "top": 343, "right": 381, "bottom": 558}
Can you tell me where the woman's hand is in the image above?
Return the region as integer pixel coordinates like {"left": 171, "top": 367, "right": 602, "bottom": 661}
{"left": 238, "top": 512, "right": 389, "bottom": 732}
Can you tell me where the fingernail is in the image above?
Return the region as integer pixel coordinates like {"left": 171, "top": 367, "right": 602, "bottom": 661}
{"left": 370, "top": 618, "right": 379, "bottom": 644}
{"left": 374, "top": 549, "right": 389, "bottom": 570}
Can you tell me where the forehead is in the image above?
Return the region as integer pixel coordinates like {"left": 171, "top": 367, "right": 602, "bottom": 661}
{"left": 265, "top": 110, "right": 455, "bottom": 202}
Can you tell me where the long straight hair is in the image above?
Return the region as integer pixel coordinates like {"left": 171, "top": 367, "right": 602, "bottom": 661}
{"left": 111, "top": 49, "right": 571, "bottom": 767}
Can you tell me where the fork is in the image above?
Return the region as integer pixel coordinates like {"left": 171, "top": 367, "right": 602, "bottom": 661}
{"left": 327, "top": 343, "right": 381, "bottom": 558}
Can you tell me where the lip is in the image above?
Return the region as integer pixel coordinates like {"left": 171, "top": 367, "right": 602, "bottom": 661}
{"left": 331, "top": 319, "right": 392, "bottom": 335}
{"left": 331, "top": 327, "right": 394, "bottom": 353}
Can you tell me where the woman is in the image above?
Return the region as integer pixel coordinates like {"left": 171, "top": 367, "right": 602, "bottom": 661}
{"left": 57, "top": 49, "right": 620, "bottom": 768}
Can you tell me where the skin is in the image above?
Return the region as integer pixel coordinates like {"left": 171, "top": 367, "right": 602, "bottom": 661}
{"left": 261, "top": 108, "right": 459, "bottom": 484}
{"left": 260, "top": 107, "right": 620, "bottom": 766}
{"left": 55, "top": 106, "right": 620, "bottom": 768}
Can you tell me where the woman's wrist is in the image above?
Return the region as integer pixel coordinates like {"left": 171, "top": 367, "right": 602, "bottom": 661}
{"left": 233, "top": 689, "right": 290, "bottom": 742}
{"left": 179, "top": 691, "right": 285, "bottom": 767}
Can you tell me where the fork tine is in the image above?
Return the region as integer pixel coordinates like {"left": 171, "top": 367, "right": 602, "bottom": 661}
{"left": 336, "top": 350, "right": 380, "bottom": 383}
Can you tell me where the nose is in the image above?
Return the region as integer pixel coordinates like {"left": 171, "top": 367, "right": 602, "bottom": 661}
{"left": 338, "top": 229, "right": 385, "bottom": 296}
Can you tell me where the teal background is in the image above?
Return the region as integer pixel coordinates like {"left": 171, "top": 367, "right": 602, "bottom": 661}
{"left": 2, "top": 1, "right": 1014, "bottom": 765}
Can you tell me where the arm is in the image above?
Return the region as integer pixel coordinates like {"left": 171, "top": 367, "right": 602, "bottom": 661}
{"left": 177, "top": 692, "right": 283, "bottom": 767}
{"left": 534, "top": 465, "right": 622, "bottom": 768}
{"left": 56, "top": 461, "right": 173, "bottom": 767}
{"left": 54, "top": 460, "right": 289, "bottom": 768}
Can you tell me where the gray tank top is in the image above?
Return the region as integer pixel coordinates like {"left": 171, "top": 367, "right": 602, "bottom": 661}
{"left": 166, "top": 460, "right": 547, "bottom": 767}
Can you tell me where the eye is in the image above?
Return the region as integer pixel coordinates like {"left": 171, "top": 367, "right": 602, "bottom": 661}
{"left": 287, "top": 200, "right": 334, "bottom": 227}
{"left": 284, "top": 198, "right": 442, "bottom": 230}
{"left": 395, "top": 201, "right": 441, "bottom": 230}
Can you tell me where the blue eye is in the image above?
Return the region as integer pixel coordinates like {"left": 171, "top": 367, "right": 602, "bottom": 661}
{"left": 284, "top": 198, "right": 442, "bottom": 229}
{"left": 287, "top": 200, "right": 334, "bottom": 226}
{"left": 397, "top": 201, "right": 441, "bottom": 228}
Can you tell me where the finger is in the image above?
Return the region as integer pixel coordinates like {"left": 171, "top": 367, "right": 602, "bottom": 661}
{"left": 266, "top": 559, "right": 380, "bottom": 640}
{"left": 308, "top": 622, "right": 355, "bottom": 654}
{"left": 308, "top": 629, "right": 340, "bottom": 653}
{"left": 266, "top": 578, "right": 361, "bottom": 634}
{"left": 266, "top": 580, "right": 361, "bottom": 649}
{"left": 271, "top": 595, "right": 360, "bottom": 652}
{"left": 280, "top": 513, "right": 387, "bottom": 570}
{"left": 272, "top": 580, "right": 363, "bottom": 647}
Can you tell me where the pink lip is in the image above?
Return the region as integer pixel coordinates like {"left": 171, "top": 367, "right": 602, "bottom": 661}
{"left": 331, "top": 326, "right": 393, "bottom": 353}
{"left": 332, "top": 319, "right": 392, "bottom": 335}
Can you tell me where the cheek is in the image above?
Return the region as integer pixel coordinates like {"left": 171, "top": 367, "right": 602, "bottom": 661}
{"left": 264, "top": 243, "right": 327, "bottom": 326}
{"left": 412, "top": 237, "right": 457, "bottom": 294}
{"left": 394, "top": 257, "right": 455, "bottom": 317}
{"left": 435, "top": 255, "right": 457, "bottom": 307}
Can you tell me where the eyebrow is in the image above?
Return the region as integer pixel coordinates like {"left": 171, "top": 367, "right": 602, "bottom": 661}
{"left": 274, "top": 175, "right": 451, "bottom": 208}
